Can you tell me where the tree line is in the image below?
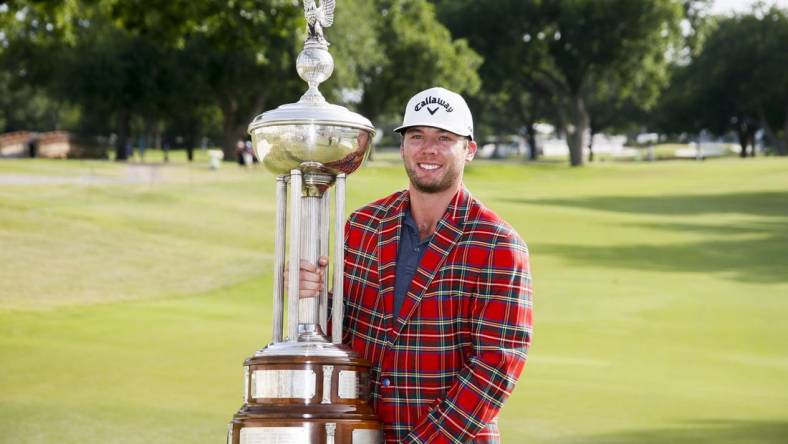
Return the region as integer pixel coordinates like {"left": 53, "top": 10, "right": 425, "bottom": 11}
{"left": 1, "top": 0, "right": 786, "bottom": 165}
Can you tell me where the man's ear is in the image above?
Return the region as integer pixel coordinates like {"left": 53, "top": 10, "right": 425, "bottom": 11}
{"left": 465, "top": 140, "right": 477, "bottom": 162}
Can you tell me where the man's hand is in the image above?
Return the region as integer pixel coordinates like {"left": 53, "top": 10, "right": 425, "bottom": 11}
{"left": 284, "top": 256, "right": 329, "bottom": 298}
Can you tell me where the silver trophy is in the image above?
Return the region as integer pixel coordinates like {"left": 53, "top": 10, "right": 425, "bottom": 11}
{"left": 227, "top": 1, "right": 382, "bottom": 442}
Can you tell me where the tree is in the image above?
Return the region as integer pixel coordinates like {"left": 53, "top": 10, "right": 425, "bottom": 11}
{"left": 585, "top": 79, "right": 646, "bottom": 162}
{"left": 111, "top": 0, "right": 477, "bottom": 159}
{"left": 358, "top": 0, "right": 482, "bottom": 125}
{"left": 661, "top": 7, "right": 788, "bottom": 156}
{"left": 434, "top": 0, "right": 550, "bottom": 159}
{"left": 0, "top": 1, "right": 75, "bottom": 133}
{"left": 59, "top": 26, "right": 169, "bottom": 160}
{"left": 536, "top": 0, "right": 683, "bottom": 166}
{"left": 1, "top": 1, "right": 184, "bottom": 159}
{"left": 111, "top": 0, "right": 474, "bottom": 159}
{"left": 435, "top": 0, "right": 683, "bottom": 166}
{"left": 0, "top": 71, "right": 75, "bottom": 133}
{"left": 3, "top": 0, "right": 481, "bottom": 160}
{"left": 109, "top": 0, "right": 307, "bottom": 160}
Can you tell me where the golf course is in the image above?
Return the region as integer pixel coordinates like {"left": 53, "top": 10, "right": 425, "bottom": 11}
{"left": 1, "top": 154, "right": 786, "bottom": 443}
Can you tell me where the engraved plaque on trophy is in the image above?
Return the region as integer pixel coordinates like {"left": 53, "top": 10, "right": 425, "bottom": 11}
{"left": 227, "top": 1, "right": 383, "bottom": 443}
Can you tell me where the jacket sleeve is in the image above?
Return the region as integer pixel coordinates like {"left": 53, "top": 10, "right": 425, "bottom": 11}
{"left": 404, "top": 235, "right": 533, "bottom": 443}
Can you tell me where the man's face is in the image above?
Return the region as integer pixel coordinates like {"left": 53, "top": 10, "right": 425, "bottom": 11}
{"left": 400, "top": 126, "right": 477, "bottom": 194}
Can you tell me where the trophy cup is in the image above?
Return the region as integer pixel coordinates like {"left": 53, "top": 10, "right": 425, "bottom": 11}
{"left": 227, "top": 1, "right": 382, "bottom": 443}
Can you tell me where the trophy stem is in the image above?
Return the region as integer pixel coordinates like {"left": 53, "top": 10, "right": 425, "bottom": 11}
{"left": 272, "top": 176, "right": 287, "bottom": 343}
{"left": 319, "top": 191, "right": 331, "bottom": 333}
{"left": 332, "top": 173, "right": 346, "bottom": 344}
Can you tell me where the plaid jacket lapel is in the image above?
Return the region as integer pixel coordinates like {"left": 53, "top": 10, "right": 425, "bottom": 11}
{"left": 376, "top": 191, "right": 408, "bottom": 340}
{"left": 389, "top": 188, "right": 471, "bottom": 346}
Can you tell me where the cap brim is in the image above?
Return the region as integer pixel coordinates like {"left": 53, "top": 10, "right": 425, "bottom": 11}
{"left": 393, "top": 124, "right": 473, "bottom": 140}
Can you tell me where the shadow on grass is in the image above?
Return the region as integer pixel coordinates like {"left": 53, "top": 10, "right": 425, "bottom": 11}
{"left": 537, "top": 220, "right": 787, "bottom": 283}
{"left": 514, "top": 192, "right": 788, "bottom": 283}
{"left": 512, "top": 191, "right": 788, "bottom": 218}
{"left": 568, "top": 420, "right": 788, "bottom": 444}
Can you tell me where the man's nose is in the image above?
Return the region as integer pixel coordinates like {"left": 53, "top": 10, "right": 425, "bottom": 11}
{"left": 421, "top": 136, "right": 441, "bottom": 152}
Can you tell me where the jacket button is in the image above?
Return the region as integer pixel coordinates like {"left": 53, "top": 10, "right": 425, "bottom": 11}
{"left": 382, "top": 378, "right": 391, "bottom": 387}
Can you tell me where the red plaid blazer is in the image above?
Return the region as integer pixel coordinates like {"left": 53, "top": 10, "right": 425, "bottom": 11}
{"left": 342, "top": 187, "right": 533, "bottom": 443}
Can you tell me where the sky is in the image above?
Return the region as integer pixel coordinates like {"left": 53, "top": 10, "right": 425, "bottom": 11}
{"left": 710, "top": 0, "right": 788, "bottom": 15}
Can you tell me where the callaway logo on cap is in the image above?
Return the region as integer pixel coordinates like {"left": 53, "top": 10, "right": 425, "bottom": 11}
{"left": 394, "top": 87, "right": 474, "bottom": 140}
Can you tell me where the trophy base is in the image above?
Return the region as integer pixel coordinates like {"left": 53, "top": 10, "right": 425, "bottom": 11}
{"left": 228, "top": 342, "right": 382, "bottom": 444}
{"left": 228, "top": 415, "right": 381, "bottom": 444}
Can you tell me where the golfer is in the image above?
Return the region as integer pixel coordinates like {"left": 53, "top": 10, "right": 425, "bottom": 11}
{"left": 300, "top": 87, "right": 533, "bottom": 443}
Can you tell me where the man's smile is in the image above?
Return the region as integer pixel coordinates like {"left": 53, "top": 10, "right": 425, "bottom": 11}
{"left": 417, "top": 162, "right": 441, "bottom": 170}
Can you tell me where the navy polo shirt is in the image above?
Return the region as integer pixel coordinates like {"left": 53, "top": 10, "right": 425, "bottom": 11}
{"left": 393, "top": 209, "right": 431, "bottom": 317}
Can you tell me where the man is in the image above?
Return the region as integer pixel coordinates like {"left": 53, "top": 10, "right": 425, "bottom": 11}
{"left": 301, "top": 87, "right": 532, "bottom": 442}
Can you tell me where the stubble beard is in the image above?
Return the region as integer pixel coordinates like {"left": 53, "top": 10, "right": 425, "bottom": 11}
{"left": 404, "top": 160, "right": 462, "bottom": 194}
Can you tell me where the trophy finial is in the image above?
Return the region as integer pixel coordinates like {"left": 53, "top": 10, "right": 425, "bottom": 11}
{"left": 297, "top": 0, "right": 336, "bottom": 104}
{"left": 303, "top": 0, "right": 335, "bottom": 44}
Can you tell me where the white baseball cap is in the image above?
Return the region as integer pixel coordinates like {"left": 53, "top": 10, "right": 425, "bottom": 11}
{"left": 394, "top": 87, "right": 474, "bottom": 140}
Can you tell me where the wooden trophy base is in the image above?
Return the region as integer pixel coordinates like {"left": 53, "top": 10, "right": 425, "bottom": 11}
{"left": 227, "top": 344, "right": 382, "bottom": 444}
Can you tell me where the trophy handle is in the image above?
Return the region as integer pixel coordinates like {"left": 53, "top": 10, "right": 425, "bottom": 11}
{"left": 287, "top": 169, "right": 303, "bottom": 341}
{"left": 332, "top": 173, "right": 346, "bottom": 344}
{"left": 272, "top": 176, "right": 288, "bottom": 342}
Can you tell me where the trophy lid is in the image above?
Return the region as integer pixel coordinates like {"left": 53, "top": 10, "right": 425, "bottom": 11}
{"left": 248, "top": 100, "right": 374, "bottom": 134}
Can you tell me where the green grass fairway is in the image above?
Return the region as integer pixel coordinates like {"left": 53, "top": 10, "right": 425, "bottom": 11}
{"left": 1, "top": 155, "right": 787, "bottom": 443}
